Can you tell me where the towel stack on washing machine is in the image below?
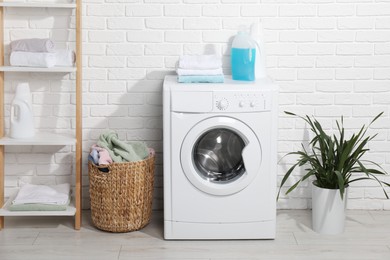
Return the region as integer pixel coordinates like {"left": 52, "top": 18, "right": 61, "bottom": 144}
{"left": 163, "top": 75, "right": 278, "bottom": 239}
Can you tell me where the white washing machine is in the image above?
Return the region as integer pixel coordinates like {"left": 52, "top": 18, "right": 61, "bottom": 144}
{"left": 163, "top": 75, "right": 278, "bottom": 240}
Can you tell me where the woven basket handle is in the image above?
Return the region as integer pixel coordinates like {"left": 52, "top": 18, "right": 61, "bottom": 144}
{"left": 96, "top": 164, "right": 110, "bottom": 173}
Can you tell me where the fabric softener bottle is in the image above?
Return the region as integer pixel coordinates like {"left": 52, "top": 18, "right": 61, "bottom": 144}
{"left": 231, "top": 26, "right": 257, "bottom": 81}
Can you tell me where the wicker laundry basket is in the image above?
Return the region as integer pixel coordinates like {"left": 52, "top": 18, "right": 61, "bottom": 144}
{"left": 88, "top": 155, "right": 155, "bottom": 232}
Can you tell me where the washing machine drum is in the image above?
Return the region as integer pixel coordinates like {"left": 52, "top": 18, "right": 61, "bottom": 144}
{"left": 194, "top": 129, "right": 245, "bottom": 183}
{"left": 180, "top": 116, "right": 262, "bottom": 196}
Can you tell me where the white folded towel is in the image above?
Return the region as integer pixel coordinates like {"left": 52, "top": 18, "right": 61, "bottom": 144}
{"left": 176, "top": 68, "right": 223, "bottom": 76}
{"left": 12, "top": 183, "right": 70, "bottom": 205}
{"left": 178, "top": 54, "right": 222, "bottom": 70}
{"left": 10, "top": 51, "right": 57, "bottom": 68}
{"left": 55, "top": 49, "right": 76, "bottom": 67}
{"left": 10, "top": 38, "right": 55, "bottom": 53}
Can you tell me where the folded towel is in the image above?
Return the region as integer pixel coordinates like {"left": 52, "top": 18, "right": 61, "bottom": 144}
{"left": 176, "top": 68, "right": 223, "bottom": 76}
{"left": 178, "top": 55, "right": 222, "bottom": 70}
{"left": 9, "top": 199, "right": 70, "bottom": 211}
{"left": 55, "top": 49, "right": 75, "bottom": 67}
{"left": 12, "top": 183, "right": 70, "bottom": 206}
{"left": 97, "top": 130, "right": 149, "bottom": 163}
{"left": 178, "top": 75, "right": 225, "bottom": 83}
{"left": 10, "top": 51, "right": 56, "bottom": 68}
{"left": 10, "top": 38, "right": 55, "bottom": 53}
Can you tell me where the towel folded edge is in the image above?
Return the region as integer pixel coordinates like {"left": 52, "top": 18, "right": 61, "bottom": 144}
{"left": 177, "top": 75, "right": 225, "bottom": 83}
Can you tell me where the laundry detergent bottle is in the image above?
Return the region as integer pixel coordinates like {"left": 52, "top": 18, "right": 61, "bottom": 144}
{"left": 10, "top": 82, "right": 35, "bottom": 139}
{"left": 231, "top": 26, "right": 257, "bottom": 81}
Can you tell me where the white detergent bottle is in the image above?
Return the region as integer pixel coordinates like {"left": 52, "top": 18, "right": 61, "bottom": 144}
{"left": 231, "top": 25, "right": 257, "bottom": 81}
{"left": 250, "top": 21, "right": 267, "bottom": 80}
{"left": 10, "top": 82, "right": 35, "bottom": 139}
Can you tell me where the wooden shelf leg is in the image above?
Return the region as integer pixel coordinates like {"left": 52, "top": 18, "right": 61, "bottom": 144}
{"left": 0, "top": 146, "right": 4, "bottom": 230}
{"left": 75, "top": 144, "right": 82, "bottom": 230}
{"left": 0, "top": 4, "right": 4, "bottom": 230}
{"left": 74, "top": 0, "right": 82, "bottom": 230}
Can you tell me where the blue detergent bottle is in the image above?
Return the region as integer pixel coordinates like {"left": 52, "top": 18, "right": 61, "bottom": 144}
{"left": 231, "top": 26, "right": 257, "bottom": 81}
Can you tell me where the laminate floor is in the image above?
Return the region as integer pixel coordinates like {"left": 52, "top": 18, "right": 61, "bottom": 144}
{"left": 0, "top": 210, "right": 389, "bottom": 260}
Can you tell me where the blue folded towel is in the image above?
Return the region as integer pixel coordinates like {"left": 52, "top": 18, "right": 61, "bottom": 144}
{"left": 178, "top": 75, "right": 224, "bottom": 83}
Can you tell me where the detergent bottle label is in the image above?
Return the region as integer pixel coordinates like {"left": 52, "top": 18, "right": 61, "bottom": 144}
{"left": 231, "top": 47, "right": 256, "bottom": 81}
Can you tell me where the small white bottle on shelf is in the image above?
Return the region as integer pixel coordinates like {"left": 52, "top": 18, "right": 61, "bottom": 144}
{"left": 9, "top": 82, "right": 35, "bottom": 139}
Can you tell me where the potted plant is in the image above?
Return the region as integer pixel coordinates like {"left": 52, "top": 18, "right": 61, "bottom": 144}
{"left": 278, "top": 111, "right": 389, "bottom": 234}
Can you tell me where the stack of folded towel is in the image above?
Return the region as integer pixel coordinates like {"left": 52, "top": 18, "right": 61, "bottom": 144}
{"left": 176, "top": 54, "right": 224, "bottom": 83}
{"left": 10, "top": 38, "right": 75, "bottom": 68}
{"left": 9, "top": 183, "right": 71, "bottom": 211}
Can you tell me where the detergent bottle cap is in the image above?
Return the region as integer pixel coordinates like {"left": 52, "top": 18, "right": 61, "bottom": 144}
{"left": 232, "top": 25, "right": 256, "bottom": 49}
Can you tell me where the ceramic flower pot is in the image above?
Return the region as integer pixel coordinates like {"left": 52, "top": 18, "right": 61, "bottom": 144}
{"left": 312, "top": 182, "right": 348, "bottom": 235}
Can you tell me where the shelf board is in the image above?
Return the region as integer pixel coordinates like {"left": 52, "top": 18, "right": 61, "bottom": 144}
{"left": 0, "top": 132, "right": 76, "bottom": 146}
{"left": 0, "top": 192, "right": 76, "bottom": 217}
{"left": 0, "top": 2, "right": 76, "bottom": 8}
{"left": 0, "top": 66, "right": 76, "bottom": 73}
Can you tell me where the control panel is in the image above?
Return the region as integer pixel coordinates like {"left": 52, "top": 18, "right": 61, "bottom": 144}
{"left": 213, "top": 91, "right": 271, "bottom": 112}
{"left": 171, "top": 90, "right": 273, "bottom": 113}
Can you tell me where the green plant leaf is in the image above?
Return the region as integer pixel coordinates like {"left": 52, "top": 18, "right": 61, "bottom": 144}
{"left": 370, "top": 112, "right": 384, "bottom": 125}
{"left": 356, "top": 160, "right": 389, "bottom": 199}
{"left": 284, "top": 111, "right": 297, "bottom": 116}
{"left": 277, "top": 161, "right": 299, "bottom": 200}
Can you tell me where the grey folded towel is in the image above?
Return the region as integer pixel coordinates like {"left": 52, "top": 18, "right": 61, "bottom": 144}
{"left": 10, "top": 38, "right": 55, "bottom": 53}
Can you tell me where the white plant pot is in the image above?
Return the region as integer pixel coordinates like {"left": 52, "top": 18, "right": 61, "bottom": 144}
{"left": 312, "top": 183, "right": 348, "bottom": 235}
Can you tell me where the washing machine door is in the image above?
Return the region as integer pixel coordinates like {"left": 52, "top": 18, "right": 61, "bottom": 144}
{"left": 180, "top": 116, "right": 262, "bottom": 196}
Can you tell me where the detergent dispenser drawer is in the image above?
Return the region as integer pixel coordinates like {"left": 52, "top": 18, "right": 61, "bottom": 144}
{"left": 171, "top": 91, "right": 213, "bottom": 113}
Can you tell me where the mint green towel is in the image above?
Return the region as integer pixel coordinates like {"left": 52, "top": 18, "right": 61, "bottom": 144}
{"left": 97, "top": 130, "right": 149, "bottom": 163}
{"left": 9, "top": 199, "right": 70, "bottom": 211}
{"left": 177, "top": 75, "right": 224, "bottom": 83}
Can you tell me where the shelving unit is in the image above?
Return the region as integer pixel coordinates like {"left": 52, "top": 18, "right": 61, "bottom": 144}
{"left": 0, "top": 66, "right": 76, "bottom": 73}
{"left": 0, "top": 132, "right": 76, "bottom": 146}
{"left": 0, "top": 0, "right": 82, "bottom": 230}
{"left": 0, "top": 3, "right": 77, "bottom": 8}
{"left": 0, "top": 191, "right": 76, "bottom": 216}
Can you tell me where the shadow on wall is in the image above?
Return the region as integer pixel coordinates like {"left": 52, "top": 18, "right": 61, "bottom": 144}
{"left": 84, "top": 40, "right": 231, "bottom": 209}
{"left": 277, "top": 126, "right": 312, "bottom": 210}
{"left": 84, "top": 71, "right": 168, "bottom": 210}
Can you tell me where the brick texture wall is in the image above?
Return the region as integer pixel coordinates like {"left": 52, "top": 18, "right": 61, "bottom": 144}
{"left": 3, "top": 0, "right": 390, "bottom": 210}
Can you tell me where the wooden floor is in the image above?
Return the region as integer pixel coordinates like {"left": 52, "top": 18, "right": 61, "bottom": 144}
{"left": 0, "top": 210, "right": 390, "bottom": 259}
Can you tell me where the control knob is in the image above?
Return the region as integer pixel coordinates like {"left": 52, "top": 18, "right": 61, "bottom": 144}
{"left": 216, "top": 98, "right": 229, "bottom": 110}
{"left": 239, "top": 101, "right": 246, "bottom": 107}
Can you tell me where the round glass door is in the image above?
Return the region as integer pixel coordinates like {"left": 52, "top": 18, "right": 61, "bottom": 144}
{"left": 180, "top": 116, "right": 261, "bottom": 196}
{"left": 193, "top": 128, "right": 245, "bottom": 183}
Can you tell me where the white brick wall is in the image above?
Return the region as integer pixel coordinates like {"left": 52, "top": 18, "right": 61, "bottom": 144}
{"left": 2, "top": 0, "right": 390, "bottom": 211}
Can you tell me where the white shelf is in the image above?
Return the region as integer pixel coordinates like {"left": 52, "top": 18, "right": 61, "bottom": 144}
{"left": 0, "top": 132, "right": 76, "bottom": 146}
{"left": 0, "top": 66, "right": 76, "bottom": 73}
{"left": 0, "top": 2, "right": 76, "bottom": 8}
{"left": 0, "top": 192, "right": 76, "bottom": 217}
{"left": 0, "top": 0, "right": 82, "bottom": 230}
